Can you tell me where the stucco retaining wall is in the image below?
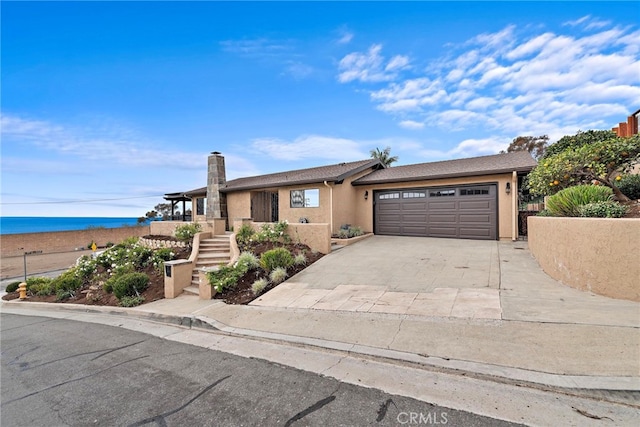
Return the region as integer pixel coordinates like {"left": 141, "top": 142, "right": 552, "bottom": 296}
{"left": 233, "top": 219, "right": 331, "bottom": 254}
{"left": 0, "top": 226, "right": 150, "bottom": 257}
{"left": 528, "top": 217, "right": 640, "bottom": 302}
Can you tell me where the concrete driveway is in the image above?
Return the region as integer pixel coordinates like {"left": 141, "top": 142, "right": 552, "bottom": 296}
{"left": 251, "top": 235, "right": 639, "bottom": 327}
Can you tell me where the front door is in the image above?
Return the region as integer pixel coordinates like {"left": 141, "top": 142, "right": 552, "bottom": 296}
{"left": 251, "top": 191, "right": 279, "bottom": 222}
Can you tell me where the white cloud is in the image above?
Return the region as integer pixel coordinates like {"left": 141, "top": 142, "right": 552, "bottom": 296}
{"left": 338, "top": 44, "right": 409, "bottom": 83}
{"left": 340, "top": 19, "right": 640, "bottom": 144}
{"left": 418, "top": 137, "right": 511, "bottom": 160}
{"left": 251, "top": 135, "right": 367, "bottom": 161}
{"left": 1, "top": 114, "right": 206, "bottom": 169}
{"left": 337, "top": 30, "right": 354, "bottom": 44}
{"left": 220, "top": 38, "right": 292, "bottom": 56}
{"left": 398, "top": 120, "right": 425, "bottom": 130}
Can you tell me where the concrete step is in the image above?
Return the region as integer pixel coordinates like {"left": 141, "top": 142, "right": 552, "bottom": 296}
{"left": 197, "top": 252, "right": 231, "bottom": 259}
{"left": 182, "top": 285, "right": 199, "bottom": 295}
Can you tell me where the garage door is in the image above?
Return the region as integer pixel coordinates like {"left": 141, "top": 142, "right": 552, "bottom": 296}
{"left": 374, "top": 185, "right": 497, "bottom": 240}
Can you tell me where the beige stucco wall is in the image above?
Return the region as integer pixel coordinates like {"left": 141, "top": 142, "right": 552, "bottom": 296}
{"left": 223, "top": 172, "right": 518, "bottom": 239}
{"left": 353, "top": 173, "right": 516, "bottom": 240}
{"left": 528, "top": 217, "right": 640, "bottom": 302}
{"left": 233, "top": 219, "right": 331, "bottom": 254}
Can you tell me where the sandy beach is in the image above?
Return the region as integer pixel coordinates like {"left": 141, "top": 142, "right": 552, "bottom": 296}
{"left": 0, "top": 250, "right": 87, "bottom": 280}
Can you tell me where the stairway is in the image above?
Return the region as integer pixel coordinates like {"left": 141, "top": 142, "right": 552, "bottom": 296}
{"left": 187, "top": 235, "right": 232, "bottom": 292}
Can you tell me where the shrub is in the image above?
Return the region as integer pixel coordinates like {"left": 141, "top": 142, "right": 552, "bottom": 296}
{"left": 251, "top": 278, "right": 269, "bottom": 296}
{"left": 6, "top": 281, "right": 21, "bottom": 293}
{"left": 348, "top": 226, "right": 364, "bottom": 238}
{"left": 546, "top": 185, "right": 613, "bottom": 217}
{"left": 337, "top": 229, "right": 350, "bottom": 239}
{"left": 118, "top": 296, "right": 145, "bottom": 307}
{"left": 536, "top": 209, "right": 552, "bottom": 217}
{"left": 111, "top": 272, "right": 149, "bottom": 299}
{"left": 255, "top": 221, "right": 291, "bottom": 244}
{"left": 56, "top": 289, "right": 74, "bottom": 301}
{"left": 235, "top": 225, "right": 256, "bottom": 250}
{"left": 293, "top": 253, "right": 307, "bottom": 266}
{"left": 174, "top": 223, "right": 202, "bottom": 243}
{"left": 105, "top": 242, "right": 115, "bottom": 248}
{"left": 260, "top": 248, "right": 294, "bottom": 272}
{"left": 26, "top": 276, "right": 53, "bottom": 292}
{"left": 207, "top": 265, "right": 245, "bottom": 293}
{"left": 35, "top": 283, "right": 54, "bottom": 296}
{"left": 103, "top": 282, "right": 113, "bottom": 293}
{"left": 237, "top": 252, "right": 260, "bottom": 270}
{"left": 269, "top": 267, "right": 287, "bottom": 285}
{"left": 578, "top": 201, "right": 628, "bottom": 218}
{"left": 616, "top": 174, "right": 640, "bottom": 200}
{"left": 154, "top": 248, "right": 176, "bottom": 262}
{"left": 52, "top": 270, "right": 83, "bottom": 293}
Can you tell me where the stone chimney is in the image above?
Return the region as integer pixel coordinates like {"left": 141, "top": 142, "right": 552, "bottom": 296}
{"left": 206, "top": 152, "right": 227, "bottom": 221}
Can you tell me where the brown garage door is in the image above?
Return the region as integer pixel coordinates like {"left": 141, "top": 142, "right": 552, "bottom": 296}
{"left": 374, "top": 185, "right": 497, "bottom": 240}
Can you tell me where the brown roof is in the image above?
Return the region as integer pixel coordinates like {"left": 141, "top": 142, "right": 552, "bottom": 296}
{"left": 352, "top": 151, "right": 537, "bottom": 186}
{"left": 221, "top": 159, "right": 383, "bottom": 192}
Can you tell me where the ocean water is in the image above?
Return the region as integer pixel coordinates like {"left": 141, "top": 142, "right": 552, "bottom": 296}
{"left": 0, "top": 217, "right": 146, "bottom": 235}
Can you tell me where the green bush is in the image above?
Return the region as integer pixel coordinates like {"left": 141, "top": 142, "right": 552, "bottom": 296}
{"left": 111, "top": 272, "right": 149, "bottom": 299}
{"left": 536, "top": 209, "right": 552, "bottom": 217}
{"left": 174, "top": 223, "right": 202, "bottom": 243}
{"left": 6, "top": 281, "right": 21, "bottom": 293}
{"left": 118, "top": 296, "right": 145, "bottom": 307}
{"left": 103, "top": 282, "right": 113, "bottom": 293}
{"left": 269, "top": 267, "right": 287, "bottom": 285}
{"left": 52, "top": 270, "right": 83, "bottom": 293}
{"left": 578, "top": 201, "right": 628, "bottom": 218}
{"left": 260, "top": 248, "right": 294, "bottom": 272}
{"left": 154, "top": 248, "right": 176, "bottom": 262}
{"left": 26, "top": 276, "right": 53, "bottom": 292}
{"left": 235, "top": 225, "right": 256, "bottom": 250}
{"left": 56, "top": 289, "right": 74, "bottom": 301}
{"left": 207, "top": 265, "right": 245, "bottom": 293}
{"left": 546, "top": 185, "right": 613, "bottom": 217}
{"left": 616, "top": 175, "right": 640, "bottom": 200}
{"left": 251, "top": 278, "right": 269, "bottom": 296}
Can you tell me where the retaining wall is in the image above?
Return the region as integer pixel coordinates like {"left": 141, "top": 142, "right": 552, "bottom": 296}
{"left": 0, "top": 226, "right": 150, "bottom": 257}
{"left": 528, "top": 217, "right": 640, "bottom": 302}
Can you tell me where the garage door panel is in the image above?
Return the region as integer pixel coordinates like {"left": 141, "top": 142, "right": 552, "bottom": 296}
{"left": 429, "top": 201, "right": 457, "bottom": 210}
{"left": 402, "top": 214, "right": 427, "bottom": 222}
{"left": 428, "top": 226, "right": 458, "bottom": 238}
{"left": 428, "top": 214, "right": 458, "bottom": 223}
{"left": 459, "top": 200, "right": 492, "bottom": 210}
{"left": 459, "top": 214, "right": 492, "bottom": 224}
{"left": 374, "top": 186, "right": 497, "bottom": 240}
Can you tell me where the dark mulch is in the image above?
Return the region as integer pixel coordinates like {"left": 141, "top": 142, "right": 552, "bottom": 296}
{"left": 622, "top": 199, "right": 640, "bottom": 218}
{"left": 2, "top": 247, "right": 191, "bottom": 306}
{"left": 213, "top": 242, "right": 323, "bottom": 305}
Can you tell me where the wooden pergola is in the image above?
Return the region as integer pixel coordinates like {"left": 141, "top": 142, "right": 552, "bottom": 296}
{"left": 163, "top": 192, "right": 192, "bottom": 222}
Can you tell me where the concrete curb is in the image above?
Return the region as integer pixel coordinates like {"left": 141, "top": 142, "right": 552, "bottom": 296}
{"left": 2, "top": 299, "right": 638, "bottom": 393}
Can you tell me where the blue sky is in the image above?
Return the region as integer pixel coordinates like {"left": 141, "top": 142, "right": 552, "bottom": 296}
{"left": 2, "top": 1, "right": 639, "bottom": 217}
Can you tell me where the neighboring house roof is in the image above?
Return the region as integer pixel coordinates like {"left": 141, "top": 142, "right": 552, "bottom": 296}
{"left": 220, "top": 159, "right": 383, "bottom": 193}
{"left": 352, "top": 151, "right": 537, "bottom": 186}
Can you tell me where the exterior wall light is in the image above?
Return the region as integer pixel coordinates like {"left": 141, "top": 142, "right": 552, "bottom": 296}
{"left": 364, "top": 190, "right": 369, "bottom": 200}
{"left": 505, "top": 182, "right": 511, "bottom": 194}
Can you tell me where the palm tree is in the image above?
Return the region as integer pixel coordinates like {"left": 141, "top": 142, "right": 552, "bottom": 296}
{"left": 370, "top": 146, "right": 398, "bottom": 167}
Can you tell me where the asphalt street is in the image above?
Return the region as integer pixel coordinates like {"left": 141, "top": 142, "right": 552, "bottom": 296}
{"left": 1, "top": 313, "right": 522, "bottom": 427}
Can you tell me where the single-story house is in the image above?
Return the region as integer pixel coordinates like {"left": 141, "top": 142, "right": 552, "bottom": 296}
{"left": 165, "top": 151, "right": 537, "bottom": 241}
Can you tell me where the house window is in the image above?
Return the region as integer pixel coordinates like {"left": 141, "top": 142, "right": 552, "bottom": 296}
{"left": 460, "top": 187, "right": 490, "bottom": 196}
{"left": 403, "top": 191, "right": 426, "bottom": 198}
{"left": 290, "top": 189, "right": 319, "bottom": 208}
{"left": 379, "top": 192, "right": 400, "bottom": 200}
{"left": 429, "top": 189, "right": 456, "bottom": 197}
{"left": 196, "top": 198, "right": 206, "bottom": 215}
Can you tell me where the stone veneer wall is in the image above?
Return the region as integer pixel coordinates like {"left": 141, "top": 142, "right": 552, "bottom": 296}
{"left": 528, "top": 216, "right": 640, "bottom": 302}
{"left": 0, "top": 226, "right": 150, "bottom": 258}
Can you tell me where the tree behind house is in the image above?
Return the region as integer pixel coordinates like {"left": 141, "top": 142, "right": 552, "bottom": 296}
{"left": 370, "top": 146, "right": 398, "bottom": 167}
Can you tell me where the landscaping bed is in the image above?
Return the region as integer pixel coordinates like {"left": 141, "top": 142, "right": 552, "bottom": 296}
{"left": 213, "top": 241, "right": 323, "bottom": 305}
{"left": 2, "top": 246, "right": 191, "bottom": 306}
